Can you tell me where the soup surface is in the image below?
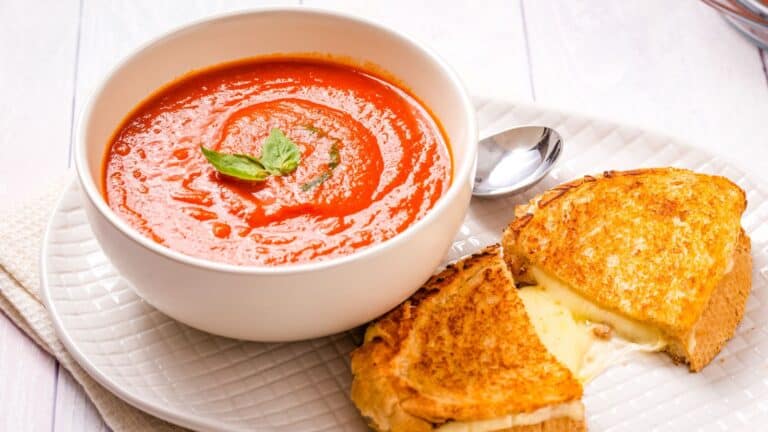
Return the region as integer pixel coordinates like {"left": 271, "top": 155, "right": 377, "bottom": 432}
{"left": 104, "top": 58, "right": 451, "bottom": 266}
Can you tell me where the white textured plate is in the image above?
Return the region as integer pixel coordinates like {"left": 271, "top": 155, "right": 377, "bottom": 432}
{"left": 41, "top": 100, "right": 768, "bottom": 431}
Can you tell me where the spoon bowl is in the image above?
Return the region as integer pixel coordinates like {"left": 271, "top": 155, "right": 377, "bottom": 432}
{"left": 472, "top": 125, "right": 563, "bottom": 197}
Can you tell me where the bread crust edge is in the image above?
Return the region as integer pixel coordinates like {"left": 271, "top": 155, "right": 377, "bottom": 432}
{"left": 667, "top": 230, "right": 752, "bottom": 371}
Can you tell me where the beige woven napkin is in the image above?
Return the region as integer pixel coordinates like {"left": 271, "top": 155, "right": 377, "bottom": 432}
{"left": 0, "top": 176, "right": 185, "bottom": 432}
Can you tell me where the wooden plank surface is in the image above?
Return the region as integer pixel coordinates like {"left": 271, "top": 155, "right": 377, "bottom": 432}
{"left": 53, "top": 367, "right": 110, "bottom": 432}
{"left": 1, "top": 1, "right": 768, "bottom": 431}
{"left": 0, "top": 312, "right": 56, "bottom": 432}
{"left": 0, "top": 0, "right": 79, "bottom": 199}
{"left": 0, "top": 0, "right": 79, "bottom": 430}
{"left": 302, "top": 0, "right": 533, "bottom": 101}
{"left": 523, "top": 0, "right": 768, "bottom": 182}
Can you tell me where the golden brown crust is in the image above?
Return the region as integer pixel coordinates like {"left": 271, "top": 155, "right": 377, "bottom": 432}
{"left": 666, "top": 230, "right": 752, "bottom": 371}
{"left": 350, "top": 246, "right": 583, "bottom": 431}
{"left": 502, "top": 168, "right": 747, "bottom": 339}
{"left": 497, "top": 416, "right": 586, "bottom": 432}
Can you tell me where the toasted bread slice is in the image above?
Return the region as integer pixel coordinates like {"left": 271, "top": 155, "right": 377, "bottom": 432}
{"left": 350, "top": 246, "right": 585, "bottom": 432}
{"left": 502, "top": 168, "right": 751, "bottom": 371}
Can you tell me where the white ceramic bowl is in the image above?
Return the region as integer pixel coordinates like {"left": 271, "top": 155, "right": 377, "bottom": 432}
{"left": 74, "top": 7, "right": 477, "bottom": 341}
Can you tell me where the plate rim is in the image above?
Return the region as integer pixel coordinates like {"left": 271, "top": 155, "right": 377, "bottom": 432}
{"left": 40, "top": 99, "right": 768, "bottom": 431}
{"left": 40, "top": 178, "right": 242, "bottom": 432}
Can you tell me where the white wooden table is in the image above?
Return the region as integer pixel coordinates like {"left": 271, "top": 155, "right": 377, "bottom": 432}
{"left": 2, "top": 1, "right": 767, "bottom": 430}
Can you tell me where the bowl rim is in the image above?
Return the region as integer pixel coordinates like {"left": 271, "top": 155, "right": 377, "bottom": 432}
{"left": 74, "top": 5, "right": 478, "bottom": 276}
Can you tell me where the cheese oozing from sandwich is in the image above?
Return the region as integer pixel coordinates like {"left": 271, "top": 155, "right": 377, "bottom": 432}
{"left": 518, "top": 280, "right": 663, "bottom": 383}
{"left": 529, "top": 266, "right": 667, "bottom": 348}
{"left": 513, "top": 266, "right": 666, "bottom": 384}
{"left": 516, "top": 285, "right": 594, "bottom": 377}
{"left": 523, "top": 253, "right": 737, "bottom": 374}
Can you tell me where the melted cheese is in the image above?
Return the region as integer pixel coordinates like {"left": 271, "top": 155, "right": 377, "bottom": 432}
{"left": 517, "top": 286, "right": 593, "bottom": 376}
{"left": 517, "top": 283, "right": 663, "bottom": 383}
{"left": 435, "top": 401, "right": 583, "bottom": 432}
{"left": 579, "top": 333, "right": 663, "bottom": 382}
{"left": 530, "top": 266, "right": 667, "bottom": 347}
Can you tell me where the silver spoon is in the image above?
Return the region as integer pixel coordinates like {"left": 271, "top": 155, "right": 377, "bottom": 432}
{"left": 472, "top": 125, "right": 563, "bottom": 197}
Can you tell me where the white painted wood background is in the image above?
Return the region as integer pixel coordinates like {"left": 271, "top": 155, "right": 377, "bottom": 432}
{"left": 1, "top": 0, "right": 767, "bottom": 430}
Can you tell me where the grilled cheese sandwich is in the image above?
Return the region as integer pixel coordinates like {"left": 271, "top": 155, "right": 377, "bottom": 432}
{"left": 503, "top": 168, "right": 752, "bottom": 371}
{"left": 350, "top": 246, "right": 585, "bottom": 432}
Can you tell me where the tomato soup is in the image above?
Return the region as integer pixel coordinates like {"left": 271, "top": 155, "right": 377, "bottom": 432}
{"left": 103, "top": 58, "right": 452, "bottom": 266}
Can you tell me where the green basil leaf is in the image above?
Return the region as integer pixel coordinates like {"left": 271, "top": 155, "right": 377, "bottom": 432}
{"left": 200, "top": 146, "right": 270, "bottom": 181}
{"left": 328, "top": 142, "right": 340, "bottom": 169}
{"left": 260, "top": 128, "right": 301, "bottom": 175}
{"left": 301, "top": 143, "right": 341, "bottom": 191}
{"left": 301, "top": 171, "right": 331, "bottom": 192}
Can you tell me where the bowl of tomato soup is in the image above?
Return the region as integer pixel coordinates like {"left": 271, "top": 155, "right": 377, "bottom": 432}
{"left": 74, "top": 8, "right": 477, "bottom": 341}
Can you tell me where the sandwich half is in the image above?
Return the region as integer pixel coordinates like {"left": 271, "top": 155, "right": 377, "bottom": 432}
{"left": 502, "top": 168, "right": 751, "bottom": 371}
{"left": 350, "top": 245, "right": 585, "bottom": 432}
